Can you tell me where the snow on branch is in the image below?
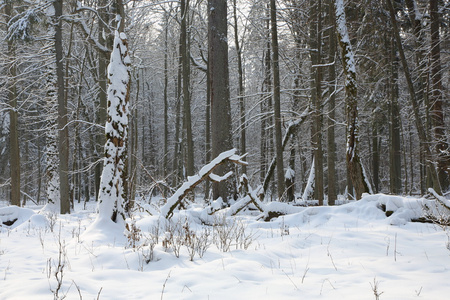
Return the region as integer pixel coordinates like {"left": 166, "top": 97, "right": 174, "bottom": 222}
{"left": 161, "top": 149, "right": 247, "bottom": 219}
{"left": 428, "top": 188, "right": 450, "bottom": 212}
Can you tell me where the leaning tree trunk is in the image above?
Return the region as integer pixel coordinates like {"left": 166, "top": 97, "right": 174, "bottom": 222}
{"left": 386, "top": 0, "right": 442, "bottom": 195}
{"left": 335, "top": 0, "right": 368, "bottom": 200}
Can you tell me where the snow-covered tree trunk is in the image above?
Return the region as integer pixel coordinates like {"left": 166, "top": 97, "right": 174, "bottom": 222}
{"left": 43, "top": 3, "right": 60, "bottom": 213}
{"left": 97, "top": 30, "right": 131, "bottom": 226}
{"left": 335, "top": 0, "right": 368, "bottom": 200}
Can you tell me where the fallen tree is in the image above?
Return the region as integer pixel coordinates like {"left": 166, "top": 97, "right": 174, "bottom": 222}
{"left": 161, "top": 149, "right": 247, "bottom": 219}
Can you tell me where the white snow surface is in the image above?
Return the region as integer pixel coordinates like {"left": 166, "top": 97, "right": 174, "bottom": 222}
{"left": 1, "top": 194, "right": 450, "bottom": 299}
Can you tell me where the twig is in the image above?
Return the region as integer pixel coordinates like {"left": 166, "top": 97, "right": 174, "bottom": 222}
{"left": 282, "top": 270, "right": 298, "bottom": 290}
{"left": 161, "top": 271, "right": 171, "bottom": 300}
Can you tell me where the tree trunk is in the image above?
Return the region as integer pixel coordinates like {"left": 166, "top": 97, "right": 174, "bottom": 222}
{"left": 260, "top": 9, "right": 272, "bottom": 188}
{"left": 310, "top": 0, "right": 324, "bottom": 204}
{"left": 326, "top": 0, "right": 337, "bottom": 205}
{"left": 335, "top": 0, "right": 368, "bottom": 200}
{"left": 95, "top": 0, "right": 110, "bottom": 201}
{"left": 233, "top": 0, "right": 247, "bottom": 175}
{"left": 429, "top": 0, "right": 449, "bottom": 192}
{"left": 181, "top": 0, "right": 194, "bottom": 177}
{"left": 163, "top": 12, "right": 169, "bottom": 180}
{"left": 372, "top": 126, "right": 380, "bottom": 193}
{"left": 205, "top": 56, "right": 211, "bottom": 200}
{"left": 389, "top": 37, "right": 402, "bottom": 194}
{"left": 97, "top": 30, "right": 131, "bottom": 225}
{"left": 53, "top": 0, "right": 70, "bottom": 214}
{"left": 6, "top": 1, "right": 20, "bottom": 207}
{"left": 270, "top": 0, "right": 285, "bottom": 201}
{"left": 208, "top": 0, "right": 234, "bottom": 202}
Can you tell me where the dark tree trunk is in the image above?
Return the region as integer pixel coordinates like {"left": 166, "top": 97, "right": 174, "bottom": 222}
{"left": 270, "top": 0, "right": 285, "bottom": 201}
{"left": 389, "top": 37, "right": 402, "bottom": 194}
{"left": 326, "top": 0, "right": 337, "bottom": 205}
{"left": 6, "top": 1, "right": 20, "bottom": 207}
{"left": 181, "top": 0, "right": 194, "bottom": 177}
{"left": 208, "top": 0, "right": 234, "bottom": 202}
{"left": 54, "top": 0, "right": 70, "bottom": 214}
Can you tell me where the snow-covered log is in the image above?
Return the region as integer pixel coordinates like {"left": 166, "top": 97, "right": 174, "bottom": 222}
{"left": 161, "top": 149, "right": 247, "bottom": 219}
{"left": 227, "top": 185, "right": 265, "bottom": 216}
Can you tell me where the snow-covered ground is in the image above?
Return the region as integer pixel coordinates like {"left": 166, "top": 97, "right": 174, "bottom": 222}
{"left": 1, "top": 194, "right": 449, "bottom": 299}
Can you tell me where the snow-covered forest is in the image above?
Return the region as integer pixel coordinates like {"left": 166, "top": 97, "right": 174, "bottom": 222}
{"left": 0, "top": 0, "right": 449, "bottom": 299}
